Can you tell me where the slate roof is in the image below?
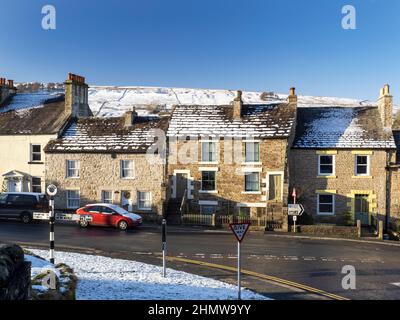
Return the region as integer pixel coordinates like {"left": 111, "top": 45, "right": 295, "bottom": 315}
{"left": 392, "top": 131, "right": 400, "bottom": 163}
{"left": 45, "top": 116, "right": 169, "bottom": 153}
{"left": 0, "top": 94, "right": 69, "bottom": 135}
{"left": 293, "top": 106, "right": 396, "bottom": 149}
{"left": 167, "top": 103, "right": 295, "bottom": 138}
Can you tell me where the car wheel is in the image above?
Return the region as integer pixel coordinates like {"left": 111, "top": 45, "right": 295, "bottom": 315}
{"left": 21, "top": 213, "right": 32, "bottom": 224}
{"left": 79, "top": 219, "right": 89, "bottom": 228}
{"left": 118, "top": 220, "right": 128, "bottom": 231}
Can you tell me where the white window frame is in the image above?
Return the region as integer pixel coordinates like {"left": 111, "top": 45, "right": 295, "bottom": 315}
{"left": 66, "top": 190, "right": 80, "bottom": 209}
{"left": 30, "top": 144, "right": 42, "bottom": 162}
{"left": 200, "top": 171, "right": 217, "bottom": 193}
{"left": 317, "top": 193, "right": 335, "bottom": 215}
{"left": 101, "top": 190, "right": 113, "bottom": 204}
{"left": 120, "top": 160, "right": 135, "bottom": 179}
{"left": 244, "top": 172, "right": 261, "bottom": 193}
{"left": 318, "top": 155, "right": 335, "bottom": 176}
{"left": 66, "top": 160, "right": 80, "bottom": 178}
{"left": 138, "top": 191, "right": 152, "bottom": 210}
{"left": 355, "top": 155, "right": 370, "bottom": 176}
{"left": 244, "top": 141, "right": 260, "bottom": 163}
{"left": 200, "top": 141, "right": 218, "bottom": 163}
{"left": 31, "top": 177, "right": 42, "bottom": 193}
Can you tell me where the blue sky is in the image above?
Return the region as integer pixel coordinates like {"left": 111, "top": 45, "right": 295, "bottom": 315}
{"left": 1, "top": 0, "right": 400, "bottom": 102}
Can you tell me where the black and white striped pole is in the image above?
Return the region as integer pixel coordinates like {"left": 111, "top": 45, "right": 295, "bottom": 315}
{"left": 162, "top": 219, "right": 167, "bottom": 277}
{"left": 46, "top": 185, "right": 58, "bottom": 264}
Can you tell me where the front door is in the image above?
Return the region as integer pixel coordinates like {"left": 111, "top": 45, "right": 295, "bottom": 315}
{"left": 354, "top": 194, "right": 370, "bottom": 225}
{"left": 176, "top": 173, "right": 188, "bottom": 199}
{"left": 7, "top": 179, "right": 22, "bottom": 192}
{"left": 121, "top": 191, "right": 132, "bottom": 212}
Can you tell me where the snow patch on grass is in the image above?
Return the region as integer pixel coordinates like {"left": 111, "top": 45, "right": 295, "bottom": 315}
{"left": 28, "top": 249, "right": 268, "bottom": 300}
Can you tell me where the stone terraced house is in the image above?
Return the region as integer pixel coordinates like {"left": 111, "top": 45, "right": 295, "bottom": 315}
{"left": 290, "top": 85, "right": 396, "bottom": 228}
{"left": 165, "top": 89, "right": 298, "bottom": 229}
{"left": 44, "top": 110, "right": 169, "bottom": 216}
{"left": 0, "top": 74, "right": 91, "bottom": 193}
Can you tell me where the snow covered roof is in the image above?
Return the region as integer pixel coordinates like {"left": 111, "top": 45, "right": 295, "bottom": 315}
{"left": 0, "top": 94, "right": 69, "bottom": 135}
{"left": 167, "top": 103, "right": 295, "bottom": 138}
{"left": 293, "top": 106, "right": 396, "bottom": 149}
{"left": 45, "top": 116, "right": 169, "bottom": 153}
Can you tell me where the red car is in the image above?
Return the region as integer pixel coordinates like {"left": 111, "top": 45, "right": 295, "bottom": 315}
{"left": 76, "top": 203, "right": 142, "bottom": 230}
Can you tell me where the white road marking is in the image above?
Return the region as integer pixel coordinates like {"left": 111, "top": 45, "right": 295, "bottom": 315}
{"left": 303, "top": 256, "right": 316, "bottom": 261}
{"left": 391, "top": 282, "right": 400, "bottom": 287}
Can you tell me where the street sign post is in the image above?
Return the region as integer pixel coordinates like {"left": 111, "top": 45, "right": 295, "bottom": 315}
{"left": 46, "top": 184, "right": 58, "bottom": 264}
{"left": 229, "top": 223, "right": 250, "bottom": 300}
{"left": 288, "top": 203, "right": 304, "bottom": 233}
{"left": 162, "top": 219, "right": 167, "bottom": 277}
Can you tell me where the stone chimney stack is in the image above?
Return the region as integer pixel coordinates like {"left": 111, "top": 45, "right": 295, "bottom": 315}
{"left": 233, "top": 90, "right": 243, "bottom": 119}
{"left": 378, "top": 84, "right": 393, "bottom": 128}
{"left": 64, "top": 73, "right": 92, "bottom": 117}
{"left": 0, "top": 77, "right": 17, "bottom": 106}
{"left": 124, "top": 108, "right": 138, "bottom": 127}
{"left": 288, "top": 87, "right": 297, "bottom": 104}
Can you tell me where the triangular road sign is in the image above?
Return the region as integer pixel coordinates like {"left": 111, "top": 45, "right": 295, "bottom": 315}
{"left": 229, "top": 223, "right": 251, "bottom": 243}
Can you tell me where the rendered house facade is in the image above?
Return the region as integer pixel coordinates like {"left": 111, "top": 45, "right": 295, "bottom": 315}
{"left": 0, "top": 74, "right": 91, "bottom": 194}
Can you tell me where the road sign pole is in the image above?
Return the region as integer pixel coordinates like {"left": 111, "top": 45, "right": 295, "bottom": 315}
{"left": 237, "top": 241, "right": 241, "bottom": 300}
{"left": 293, "top": 216, "right": 296, "bottom": 233}
{"left": 162, "top": 219, "right": 167, "bottom": 277}
{"left": 49, "top": 197, "right": 55, "bottom": 264}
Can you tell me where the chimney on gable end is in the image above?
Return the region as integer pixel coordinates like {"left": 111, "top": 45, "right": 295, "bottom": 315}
{"left": 378, "top": 84, "right": 393, "bottom": 128}
{"left": 64, "top": 73, "right": 92, "bottom": 118}
{"left": 124, "top": 108, "right": 138, "bottom": 127}
{"left": 233, "top": 90, "right": 243, "bottom": 119}
{"left": 288, "top": 87, "right": 297, "bottom": 104}
{"left": 0, "top": 78, "right": 17, "bottom": 106}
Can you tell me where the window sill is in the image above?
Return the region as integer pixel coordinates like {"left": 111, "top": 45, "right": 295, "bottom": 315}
{"left": 241, "top": 162, "right": 262, "bottom": 166}
{"left": 317, "top": 212, "right": 335, "bottom": 216}
{"left": 66, "top": 177, "right": 80, "bottom": 179}
{"left": 137, "top": 208, "right": 152, "bottom": 211}
{"left": 28, "top": 161, "right": 44, "bottom": 165}
{"left": 352, "top": 175, "right": 372, "bottom": 179}
{"left": 242, "top": 191, "right": 262, "bottom": 195}
{"left": 120, "top": 177, "right": 136, "bottom": 180}
{"left": 317, "top": 175, "right": 337, "bottom": 179}
{"left": 199, "top": 161, "right": 219, "bottom": 165}
{"left": 199, "top": 190, "right": 218, "bottom": 194}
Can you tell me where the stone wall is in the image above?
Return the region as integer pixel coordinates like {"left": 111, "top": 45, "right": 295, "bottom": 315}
{"left": 0, "top": 244, "right": 31, "bottom": 300}
{"left": 45, "top": 153, "right": 166, "bottom": 215}
{"left": 389, "top": 167, "right": 400, "bottom": 230}
{"left": 290, "top": 149, "right": 391, "bottom": 225}
{"left": 299, "top": 225, "right": 359, "bottom": 239}
{"left": 167, "top": 138, "right": 290, "bottom": 222}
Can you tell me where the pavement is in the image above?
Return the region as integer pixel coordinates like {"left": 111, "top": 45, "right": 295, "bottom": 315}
{"left": 1, "top": 219, "right": 400, "bottom": 300}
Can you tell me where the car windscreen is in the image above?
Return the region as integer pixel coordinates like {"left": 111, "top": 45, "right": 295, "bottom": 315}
{"left": 112, "top": 206, "right": 129, "bottom": 215}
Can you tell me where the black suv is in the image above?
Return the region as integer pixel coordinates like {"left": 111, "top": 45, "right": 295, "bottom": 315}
{"left": 0, "top": 192, "right": 49, "bottom": 223}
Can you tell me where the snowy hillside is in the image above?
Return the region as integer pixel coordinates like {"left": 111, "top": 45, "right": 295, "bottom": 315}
{"left": 88, "top": 86, "right": 377, "bottom": 118}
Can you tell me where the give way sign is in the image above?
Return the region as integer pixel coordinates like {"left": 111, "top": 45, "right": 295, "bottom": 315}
{"left": 229, "top": 223, "right": 251, "bottom": 243}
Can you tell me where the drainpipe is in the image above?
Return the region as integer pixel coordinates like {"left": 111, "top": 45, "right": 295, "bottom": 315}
{"left": 385, "top": 150, "right": 392, "bottom": 233}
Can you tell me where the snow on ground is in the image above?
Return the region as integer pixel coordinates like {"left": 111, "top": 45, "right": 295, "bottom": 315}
{"left": 0, "top": 92, "right": 62, "bottom": 114}
{"left": 28, "top": 249, "right": 268, "bottom": 300}
{"left": 2, "top": 84, "right": 382, "bottom": 118}
{"left": 87, "top": 85, "right": 376, "bottom": 117}
{"left": 25, "top": 254, "right": 61, "bottom": 292}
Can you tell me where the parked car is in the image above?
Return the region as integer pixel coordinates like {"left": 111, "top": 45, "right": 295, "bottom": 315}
{"left": 0, "top": 192, "right": 49, "bottom": 223}
{"left": 76, "top": 203, "right": 142, "bottom": 230}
